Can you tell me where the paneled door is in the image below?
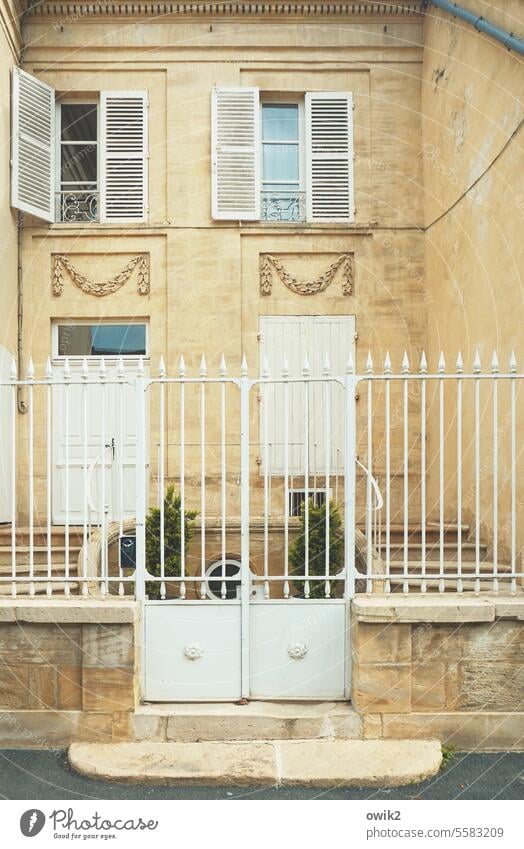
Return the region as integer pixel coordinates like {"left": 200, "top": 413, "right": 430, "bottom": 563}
{"left": 51, "top": 321, "right": 148, "bottom": 524}
{"left": 259, "top": 314, "right": 356, "bottom": 474}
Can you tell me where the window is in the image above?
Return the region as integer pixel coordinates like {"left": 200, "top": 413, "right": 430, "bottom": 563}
{"left": 55, "top": 322, "right": 148, "bottom": 358}
{"left": 261, "top": 101, "right": 304, "bottom": 222}
{"left": 289, "top": 489, "right": 327, "bottom": 517}
{"left": 212, "top": 86, "right": 354, "bottom": 224}
{"left": 11, "top": 68, "right": 148, "bottom": 224}
{"left": 58, "top": 102, "right": 99, "bottom": 222}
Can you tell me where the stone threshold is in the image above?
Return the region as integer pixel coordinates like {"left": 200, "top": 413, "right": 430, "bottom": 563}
{"left": 133, "top": 700, "right": 363, "bottom": 742}
{"left": 0, "top": 598, "right": 137, "bottom": 623}
{"left": 353, "top": 594, "right": 524, "bottom": 623}
{"left": 68, "top": 738, "right": 442, "bottom": 787}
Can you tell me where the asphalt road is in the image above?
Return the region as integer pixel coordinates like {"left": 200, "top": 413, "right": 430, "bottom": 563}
{"left": 0, "top": 749, "right": 522, "bottom": 800}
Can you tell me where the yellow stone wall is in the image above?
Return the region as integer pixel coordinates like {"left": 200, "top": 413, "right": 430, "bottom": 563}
{"left": 14, "top": 6, "right": 429, "bottom": 524}
{"left": 421, "top": 0, "right": 524, "bottom": 562}
{"left": 0, "top": 0, "right": 21, "bottom": 357}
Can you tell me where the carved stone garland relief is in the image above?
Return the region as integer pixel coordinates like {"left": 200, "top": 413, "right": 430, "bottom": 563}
{"left": 52, "top": 254, "right": 150, "bottom": 297}
{"left": 260, "top": 253, "right": 353, "bottom": 297}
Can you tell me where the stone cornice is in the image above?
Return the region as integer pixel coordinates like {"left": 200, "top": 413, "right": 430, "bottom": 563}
{"left": 26, "top": 2, "right": 424, "bottom": 20}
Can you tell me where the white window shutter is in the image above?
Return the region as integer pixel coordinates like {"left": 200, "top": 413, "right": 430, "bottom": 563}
{"left": 11, "top": 67, "right": 55, "bottom": 222}
{"left": 305, "top": 92, "right": 354, "bottom": 224}
{"left": 211, "top": 86, "right": 260, "bottom": 220}
{"left": 100, "top": 91, "right": 148, "bottom": 223}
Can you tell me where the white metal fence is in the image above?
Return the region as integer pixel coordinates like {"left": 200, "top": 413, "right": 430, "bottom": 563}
{"left": 1, "top": 350, "right": 522, "bottom": 598}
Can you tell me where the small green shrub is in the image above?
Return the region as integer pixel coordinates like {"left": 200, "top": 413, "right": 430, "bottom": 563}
{"left": 289, "top": 498, "right": 344, "bottom": 598}
{"left": 145, "top": 485, "right": 197, "bottom": 599}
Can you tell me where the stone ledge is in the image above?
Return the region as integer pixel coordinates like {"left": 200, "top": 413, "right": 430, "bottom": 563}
{"left": 0, "top": 710, "right": 116, "bottom": 746}
{"left": 492, "top": 597, "right": 524, "bottom": 620}
{"left": 352, "top": 595, "right": 498, "bottom": 623}
{"left": 380, "top": 711, "right": 524, "bottom": 752}
{"left": 0, "top": 599, "right": 137, "bottom": 624}
{"left": 69, "top": 739, "right": 442, "bottom": 787}
{"left": 133, "top": 701, "right": 363, "bottom": 742}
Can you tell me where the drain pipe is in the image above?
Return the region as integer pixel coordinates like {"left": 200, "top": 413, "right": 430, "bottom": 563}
{"left": 15, "top": 1, "right": 34, "bottom": 413}
{"left": 426, "top": 0, "right": 524, "bottom": 56}
{"left": 17, "top": 211, "right": 27, "bottom": 413}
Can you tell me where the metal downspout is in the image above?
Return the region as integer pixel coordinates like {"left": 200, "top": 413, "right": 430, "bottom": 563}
{"left": 16, "top": 1, "right": 33, "bottom": 413}
{"left": 427, "top": 0, "right": 524, "bottom": 57}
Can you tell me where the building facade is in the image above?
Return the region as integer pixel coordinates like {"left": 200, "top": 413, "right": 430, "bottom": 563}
{"left": 0, "top": 1, "right": 522, "bottom": 749}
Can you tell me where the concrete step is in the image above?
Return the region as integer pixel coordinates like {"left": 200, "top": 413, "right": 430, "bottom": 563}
{"left": 133, "top": 701, "right": 362, "bottom": 743}
{"left": 382, "top": 543, "right": 487, "bottom": 561}
{"left": 0, "top": 581, "right": 80, "bottom": 596}
{"left": 69, "top": 739, "right": 442, "bottom": 787}
{"left": 387, "top": 561, "right": 512, "bottom": 575}
{"left": 0, "top": 527, "right": 85, "bottom": 546}
{"left": 372, "top": 523, "right": 470, "bottom": 543}
{"left": 0, "top": 560, "right": 80, "bottom": 575}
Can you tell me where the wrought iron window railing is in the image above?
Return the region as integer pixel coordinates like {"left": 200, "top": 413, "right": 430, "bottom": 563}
{"left": 56, "top": 190, "right": 99, "bottom": 223}
{"left": 261, "top": 190, "right": 306, "bottom": 222}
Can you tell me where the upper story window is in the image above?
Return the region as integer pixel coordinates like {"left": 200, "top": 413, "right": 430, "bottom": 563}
{"left": 261, "top": 101, "right": 305, "bottom": 222}
{"left": 212, "top": 86, "right": 354, "bottom": 225}
{"left": 58, "top": 102, "right": 99, "bottom": 222}
{"left": 11, "top": 67, "right": 148, "bottom": 225}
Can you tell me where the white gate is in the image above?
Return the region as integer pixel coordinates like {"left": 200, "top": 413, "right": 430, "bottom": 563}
{"left": 141, "top": 354, "right": 357, "bottom": 701}
{"left": 2, "top": 347, "right": 521, "bottom": 694}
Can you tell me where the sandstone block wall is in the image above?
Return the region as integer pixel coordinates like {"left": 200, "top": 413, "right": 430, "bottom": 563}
{"left": 0, "top": 608, "right": 137, "bottom": 746}
{"left": 352, "top": 597, "right": 524, "bottom": 750}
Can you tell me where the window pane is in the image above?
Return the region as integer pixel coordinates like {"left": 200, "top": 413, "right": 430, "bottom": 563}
{"left": 61, "top": 144, "right": 97, "bottom": 184}
{"left": 58, "top": 325, "right": 147, "bottom": 357}
{"left": 61, "top": 104, "right": 98, "bottom": 142}
{"left": 262, "top": 104, "right": 298, "bottom": 141}
{"left": 262, "top": 143, "right": 299, "bottom": 183}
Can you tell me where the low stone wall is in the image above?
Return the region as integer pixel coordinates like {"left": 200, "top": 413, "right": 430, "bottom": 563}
{"left": 352, "top": 596, "right": 524, "bottom": 750}
{"left": 0, "top": 600, "right": 137, "bottom": 747}
{"left": 0, "top": 595, "right": 522, "bottom": 750}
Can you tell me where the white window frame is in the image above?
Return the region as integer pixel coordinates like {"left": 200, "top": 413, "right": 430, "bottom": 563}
{"left": 55, "top": 97, "right": 100, "bottom": 223}
{"left": 260, "top": 95, "right": 306, "bottom": 192}
{"left": 51, "top": 319, "right": 150, "bottom": 363}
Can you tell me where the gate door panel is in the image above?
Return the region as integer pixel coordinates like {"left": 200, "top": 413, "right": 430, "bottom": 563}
{"left": 144, "top": 602, "right": 241, "bottom": 701}
{"left": 250, "top": 601, "right": 346, "bottom": 699}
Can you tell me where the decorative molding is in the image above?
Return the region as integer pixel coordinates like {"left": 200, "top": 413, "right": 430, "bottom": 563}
{"left": 260, "top": 253, "right": 353, "bottom": 297}
{"left": 183, "top": 643, "right": 204, "bottom": 661}
{"left": 29, "top": 3, "right": 424, "bottom": 20}
{"left": 288, "top": 642, "right": 308, "bottom": 661}
{"left": 52, "top": 254, "right": 150, "bottom": 297}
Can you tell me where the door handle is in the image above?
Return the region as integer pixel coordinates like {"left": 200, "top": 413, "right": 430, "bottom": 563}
{"left": 105, "top": 438, "right": 115, "bottom": 461}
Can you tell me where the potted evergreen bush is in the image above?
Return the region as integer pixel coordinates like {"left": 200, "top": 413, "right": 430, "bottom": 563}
{"left": 145, "top": 485, "right": 197, "bottom": 599}
{"left": 289, "top": 498, "right": 344, "bottom": 598}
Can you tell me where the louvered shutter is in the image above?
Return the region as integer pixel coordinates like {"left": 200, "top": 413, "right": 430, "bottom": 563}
{"left": 100, "top": 91, "right": 148, "bottom": 223}
{"left": 211, "top": 87, "right": 260, "bottom": 220}
{"left": 305, "top": 92, "right": 354, "bottom": 224}
{"left": 11, "top": 68, "right": 55, "bottom": 222}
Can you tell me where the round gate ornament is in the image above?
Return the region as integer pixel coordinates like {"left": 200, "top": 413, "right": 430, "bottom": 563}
{"left": 287, "top": 642, "right": 308, "bottom": 660}
{"left": 183, "top": 643, "right": 204, "bottom": 661}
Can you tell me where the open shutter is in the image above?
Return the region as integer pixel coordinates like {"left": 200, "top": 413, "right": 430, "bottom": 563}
{"left": 305, "top": 92, "right": 354, "bottom": 224}
{"left": 100, "top": 91, "right": 148, "bottom": 223}
{"left": 11, "top": 67, "right": 55, "bottom": 222}
{"left": 211, "top": 86, "right": 260, "bottom": 220}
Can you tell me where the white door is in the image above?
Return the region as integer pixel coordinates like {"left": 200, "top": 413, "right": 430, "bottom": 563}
{"left": 259, "top": 314, "right": 355, "bottom": 474}
{"left": 51, "top": 322, "right": 148, "bottom": 524}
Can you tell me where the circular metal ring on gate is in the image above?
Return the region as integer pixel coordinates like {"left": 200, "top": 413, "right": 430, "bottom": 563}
{"left": 205, "top": 559, "right": 242, "bottom": 600}
{"left": 205, "top": 558, "right": 257, "bottom": 600}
